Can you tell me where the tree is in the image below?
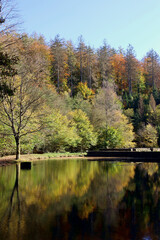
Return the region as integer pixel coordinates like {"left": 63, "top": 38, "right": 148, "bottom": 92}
{"left": 37, "top": 110, "right": 80, "bottom": 152}
{"left": 0, "top": 74, "right": 46, "bottom": 159}
{"left": 0, "top": 51, "right": 17, "bottom": 96}
{"left": 144, "top": 49, "right": 160, "bottom": 90}
{"left": 0, "top": 0, "right": 21, "bottom": 97}
{"left": 86, "top": 46, "right": 97, "bottom": 89}
{"left": 136, "top": 124, "right": 158, "bottom": 147}
{"left": 18, "top": 34, "right": 51, "bottom": 86}
{"left": 97, "top": 40, "right": 113, "bottom": 87}
{"left": 91, "top": 83, "right": 123, "bottom": 129}
{"left": 0, "top": 0, "right": 20, "bottom": 49}
{"left": 0, "top": 0, "right": 18, "bottom": 29}
{"left": 66, "top": 41, "right": 77, "bottom": 96}
{"left": 0, "top": 0, "right": 5, "bottom": 24}
{"left": 125, "top": 44, "right": 139, "bottom": 95}
{"left": 0, "top": 36, "right": 49, "bottom": 159}
{"left": 76, "top": 35, "right": 87, "bottom": 83}
{"left": 110, "top": 53, "right": 126, "bottom": 94}
{"left": 91, "top": 83, "right": 135, "bottom": 148}
{"left": 149, "top": 104, "right": 160, "bottom": 126}
{"left": 50, "top": 35, "right": 68, "bottom": 92}
{"left": 149, "top": 93, "right": 156, "bottom": 112}
{"left": 68, "top": 109, "right": 97, "bottom": 151}
{"left": 97, "top": 126, "right": 121, "bottom": 149}
{"left": 112, "top": 113, "right": 135, "bottom": 148}
{"left": 77, "top": 82, "right": 94, "bottom": 100}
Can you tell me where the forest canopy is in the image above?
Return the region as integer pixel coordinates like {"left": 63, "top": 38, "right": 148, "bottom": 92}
{"left": 1, "top": 30, "right": 160, "bottom": 158}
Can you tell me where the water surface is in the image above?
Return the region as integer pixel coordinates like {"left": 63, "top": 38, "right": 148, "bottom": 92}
{"left": 0, "top": 159, "right": 160, "bottom": 240}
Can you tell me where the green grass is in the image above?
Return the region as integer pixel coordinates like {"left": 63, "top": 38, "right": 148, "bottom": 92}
{"left": 18, "top": 152, "right": 86, "bottom": 161}
{"left": 38, "top": 152, "right": 86, "bottom": 158}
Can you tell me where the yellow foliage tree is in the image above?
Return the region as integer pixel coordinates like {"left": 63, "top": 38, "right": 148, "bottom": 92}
{"left": 77, "top": 82, "right": 94, "bottom": 100}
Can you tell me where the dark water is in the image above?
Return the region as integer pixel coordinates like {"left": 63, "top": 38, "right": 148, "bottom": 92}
{"left": 0, "top": 159, "right": 160, "bottom": 240}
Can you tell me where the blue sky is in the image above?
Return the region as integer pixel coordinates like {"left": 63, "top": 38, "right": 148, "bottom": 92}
{"left": 18, "top": 0, "right": 160, "bottom": 59}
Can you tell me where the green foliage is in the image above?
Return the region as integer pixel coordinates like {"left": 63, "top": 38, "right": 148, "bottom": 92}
{"left": 156, "top": 125, "right": 160, "bottom": 146}
{"left": 41, "top": 111, "right": 80, "bottom": 152}
{"left": 0, "top": 123, "right": 15, "bottom": 156}
{"left": 91, "top": 86, "right": 135, "bottom": 148}
{"left": 138, "top": 73, "right": 146, "bottom": 93}
{"left": 0, "top": 134, "right": 15, "bottom": 156}
{"left": 148, "top": 104, "right": 160, "bottom": 126}
{"left": 136, "top": 124, "right": 158, "bottom": 147}
{"left": 0, "top": 51, "right": 18, "bottom": 97}
{"left": 153, "top": 88, "right": 160, "bottom": 105}
{"left": 0, "top": 52, "right": 18, "bottom": 77}
{"left": 123, "top": 108, "right": 134, "bottom": 122}
{"left": 122, "top": 92, "right": 134, "bottom": 108}
{"left": 112, "top": 113, "right": 135, "bottom": 148}
{"left": 20, "top": 134, "right": 43, "bottom": 154}
{"left": 2, "top": 32, "right": 160, "bottom": 154}
{"left": 68, "top": 109, "right": 97, "bottom": 151}
{"left": 97, "top": 126, "right": 122, "bottom": 149}
{"left": 65, "top": 93, "right": 92, "bottom": 119}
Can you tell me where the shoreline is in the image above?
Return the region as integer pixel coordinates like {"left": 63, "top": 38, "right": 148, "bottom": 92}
{"left": 0, "top": 153, "right": 84, "bottom": 166}
{"left": 1, "top": 152, "right": 159, "bottom": 167}
{"left": 0, "top": 153, "right": 131, "bottom": 167}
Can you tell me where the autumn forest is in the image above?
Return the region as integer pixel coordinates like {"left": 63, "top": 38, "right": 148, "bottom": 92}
{"left": 1, "top": 29, "right": 160, "bottom": 159}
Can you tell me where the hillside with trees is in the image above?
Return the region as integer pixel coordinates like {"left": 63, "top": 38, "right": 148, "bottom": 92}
{"left": 1, "top": 3, "right": 160, "bottom": 159}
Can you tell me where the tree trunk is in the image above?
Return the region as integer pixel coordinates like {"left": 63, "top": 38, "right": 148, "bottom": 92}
{"left": 128, "top": 77, "right": 132, "bottom": 96}
{"left": 15, "top": 137, "right": 20, "bottom": 160}
{"left": 70, "top": 71, "right": 73, "bottom": 97}
{"left": 80, "top": 47, "right": 83, "bottom": 82}
{"left": 57, "top": 65, "right": 60, "bottom": 92}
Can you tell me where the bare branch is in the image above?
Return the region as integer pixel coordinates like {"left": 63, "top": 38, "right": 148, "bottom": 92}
{"left": 20, "top": 124, "right": 44, "bottom": 137}
{"left": 0, "top": 117, "right": 12, "bottom": 127}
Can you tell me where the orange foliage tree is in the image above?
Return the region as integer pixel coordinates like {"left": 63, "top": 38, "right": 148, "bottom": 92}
{"left": 110, "top": 53, "right": 127, "bottom": 94}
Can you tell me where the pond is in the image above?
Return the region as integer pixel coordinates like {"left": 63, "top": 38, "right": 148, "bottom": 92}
{"left": 0, "top": 159, "right": 160, "bottom": 240}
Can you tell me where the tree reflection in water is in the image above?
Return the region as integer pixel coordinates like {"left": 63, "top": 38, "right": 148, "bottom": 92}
{"left": 0, "top": 163, "right": 21, "bottom": 240}
{"left": 0, "top": 160, "right": 160, "bottom": 240}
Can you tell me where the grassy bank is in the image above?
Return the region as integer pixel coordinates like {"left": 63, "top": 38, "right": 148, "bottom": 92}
{"left": 0, "top": 152, "right": 86, "bottom": 166}
{"left": 20, "top": 152, "right": 86, "bottom": 161}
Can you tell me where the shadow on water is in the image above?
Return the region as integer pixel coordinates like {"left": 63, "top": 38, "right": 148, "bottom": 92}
{"left": 0, "top": 159, "right": 160, "bottom": 239}
{"left": 21, "top": 162, "right": 32, "bottom": 170}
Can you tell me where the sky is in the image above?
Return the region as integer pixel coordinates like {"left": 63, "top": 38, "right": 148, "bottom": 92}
{"left": 17, "top": 0, "right": 160, "bottom": 60}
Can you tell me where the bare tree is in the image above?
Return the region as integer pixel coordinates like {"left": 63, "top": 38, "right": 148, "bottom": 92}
{"left": 50, "top": 35, "right": 66, "bottom": 92}
{"left": 145, "top": 49, "right": 160, "bottom": 90}
{"left": 97, "top": 40, "right": 114, "bottom": 87}
{"left": 0, "top": 0, "right": 20, "bottom": 49}
{"left": 77, "top": 35, "right": 87, "bottom": 83}
{"left": 125, "top": 45, "right": 136, "bottom": 95}
{"left": 66, "top": 41, "right": 76, "bottom": 96}
{"left": 0, "top": 0, "right": 5, "bottom": 24}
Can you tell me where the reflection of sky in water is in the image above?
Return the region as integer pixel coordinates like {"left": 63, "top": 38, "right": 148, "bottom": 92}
{"left": 143, "top": 237, "right": 152, "bottom": 240}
